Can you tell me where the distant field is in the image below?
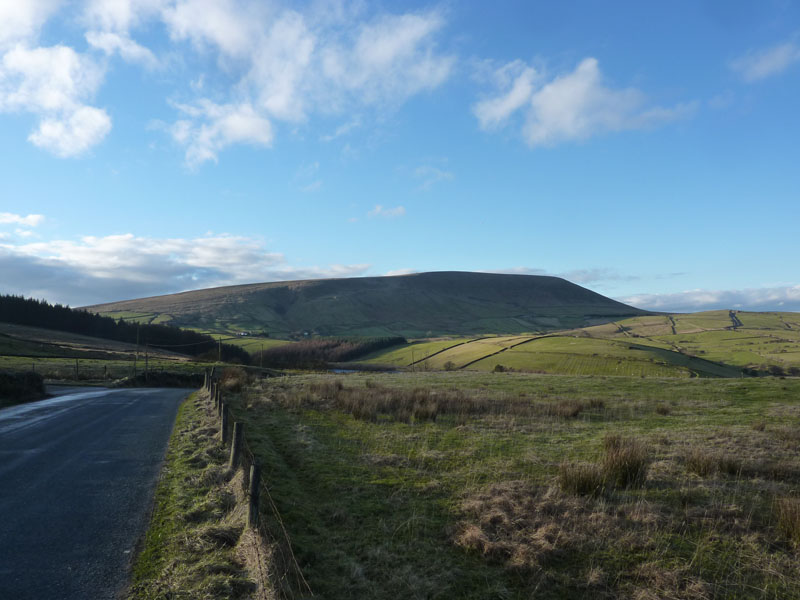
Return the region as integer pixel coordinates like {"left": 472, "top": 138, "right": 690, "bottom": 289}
{"left": 224, "top": 371, "right": 800, "bottom": 599}
{"left": 355, "top": 309, "right": 800, "bottom": 377}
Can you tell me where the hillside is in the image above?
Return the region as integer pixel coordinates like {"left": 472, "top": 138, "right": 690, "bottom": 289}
{"left": 84, "top": 271, "right": 649, "bottom": 338}
{"left": 357, "top": 310, "right": 800, "bottom": 377}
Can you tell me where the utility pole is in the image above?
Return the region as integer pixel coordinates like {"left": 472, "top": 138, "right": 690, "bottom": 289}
{"left": 134, "top": 323, "right": 140, "bottom": 377}
{"left": 218, "top": 336, "right": 222, "bottom": 363}
{"left": 145, "top": 344, "right": 149, "bottom": 381}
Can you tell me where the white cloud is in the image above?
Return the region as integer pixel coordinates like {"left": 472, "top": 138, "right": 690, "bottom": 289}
{"left": 159, "top": 4, "right": 453, "bottom": 164}
{"left": 622, "top": 285, "right": 800, "bottom": 313}
{"left": 368, "top": 204, "right": 405, "bottom": 218}
{"left": 83, "top": 0, "right": 166, "bottom": 33}
{"left": 473, "top": 60, "right": 539, "bottom": 129}
{"left": 170, "top": 100, "right": 273, "bottom": 165}
{"left": 386, "top": 268, "right": 418, "bottom": 276}
{"left": 0, "top": 44, "right": 111, "bottom": 157}
{"left": 730, "top": 41, "right": 800, "bottom": 82}
{"left": 1, "top": 232, "right": 370, "bottom": 305}
{"left": 474, "top": 57, "right": 694, "bottom": 146}
{"left": 85, "top": 31, "right": 159, "bottom": 68}
{"left": 0, "top": 213, "right": 45, "bottom": 226}
{"left": 0, "top": 0, "right": 61, "bottom": 49}
{"left": 29, "top": 105, "right": 112, "bottom": 156}
{"left": 1, "top": 1, "right": 454, "bottom": 163}
{"left": 494, "top": 267, "right": 638, "bottom": 286}
{"left": 320, "top": 11, "right": 454, "bottom": 107}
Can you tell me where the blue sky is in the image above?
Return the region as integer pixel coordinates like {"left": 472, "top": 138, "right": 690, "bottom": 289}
{"left": 1, "top": 0, "right": 799, "bottom": 311}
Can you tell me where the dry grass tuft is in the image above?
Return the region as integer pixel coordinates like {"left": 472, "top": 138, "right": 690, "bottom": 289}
{"left": 221, "top": 367, "right": 252, "bottom": 393}
{"left": 602, "top": 434, "right": 650, "bottom": 488}
{"left": 199, "top": 524, "right": 244, "bottom": 548}
{"left": 455, "top": 482, "right": 637, "bottom": 572}
{"left": 684, "top": 446, "right": 717, "bottom": 477}
{"left": 776, "top": 496, "right": 800, "bottom": 546}
{"left": 684, "top": 446, "right": 742, "bottom": 478}
{"left": 558, "top": 462, "right": 606, "bottom": 496}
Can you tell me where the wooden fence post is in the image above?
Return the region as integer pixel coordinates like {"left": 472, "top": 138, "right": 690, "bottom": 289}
{"left": 221, "top": 404, "right": 229, "bottom": 444}
{"left": 248, "top": 463, "right": 261, "bottom": 528}
{"left": 229, "top": 422, "right": 243, "bottom": 470}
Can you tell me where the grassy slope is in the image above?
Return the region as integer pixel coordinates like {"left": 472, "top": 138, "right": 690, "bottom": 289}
{"left": 584, "top": 310, "right": 800, "bottom": 372}
{"left": 358, "top": 310, "right": 799, "bottom": 377}
{"left": 0, "top": 322, "right": 203, "bottom": 381}
{"left": 226, "top": 372, "right": 800, "bottom": 599}
{"left": 85, "top": 271, "right": 648, "bottom": 338}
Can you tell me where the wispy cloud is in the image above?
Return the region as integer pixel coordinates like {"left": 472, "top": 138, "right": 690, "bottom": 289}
{"left": 474, "top": 57, "right": 695, "bottom": 146}
{"left": 414, "top": 164, "right": 454, "bottom": 190}
{"left": 730, "top": 41, "right": 800, "bottom": 82}
{"left": 495, "top": 266, "right": 639, "bottom": 286}
{"left": 157, "top": 3, "right": 454, "bottom": 164}
{"left": 1, "top": 1, "right": 455, "bottom": 162}
{"left": 368, "top": 204, "right": 405, "bottom": 218}
{"left": 385, "top": 268, "right": 418, "bottom": 276}
{"left": 0, "top": 213, "right": 45, "bottom": 226}
{"left": 622, "top": 285, "right": 800, "bottom": 313}
{"left": 0, "top": 232, "right": 370, "bottom": 306}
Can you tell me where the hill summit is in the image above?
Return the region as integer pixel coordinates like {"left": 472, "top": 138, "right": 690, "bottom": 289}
{"left": 85, "top": 271, "right": 648, "bottom": 338}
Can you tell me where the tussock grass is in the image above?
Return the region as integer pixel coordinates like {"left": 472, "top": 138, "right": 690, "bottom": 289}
{"left": 601, "top": 434, "right": 650, "bottom": 488}
{"left": 223, "top": 372, "right": 800, "bottom": 599}
{"left": 558, "top": 462, "right": 605, "bottom": 496}
{"left": 776, "top": 497, "right": 800, "bottom": 547}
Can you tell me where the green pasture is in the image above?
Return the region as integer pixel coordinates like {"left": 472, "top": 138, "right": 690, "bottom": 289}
{"left": 223, "top": 372, "right": 800, "bottom": 599}
{"left": 361, "top": 338, "right": 475, "bottom": 366}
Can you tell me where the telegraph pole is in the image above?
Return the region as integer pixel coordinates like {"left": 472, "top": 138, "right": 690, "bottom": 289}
{"left": 134, "top": 323, "right": 140, "bottom": 376}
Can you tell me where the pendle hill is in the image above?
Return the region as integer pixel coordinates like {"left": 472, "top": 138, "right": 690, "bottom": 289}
{"left": 84, "top": 271, "right": 648, "bottom": 338}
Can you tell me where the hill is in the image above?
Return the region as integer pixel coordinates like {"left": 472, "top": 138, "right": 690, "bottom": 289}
{"left": 84, "top": 271, "right": 649, "bottom": 338}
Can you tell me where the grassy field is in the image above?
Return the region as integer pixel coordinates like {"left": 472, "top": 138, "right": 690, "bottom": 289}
{"left": 357, "top": 311, "right": 800, "bottom": 377}
{"left": 220, "top": 371, "right": 800, "bottom": 599}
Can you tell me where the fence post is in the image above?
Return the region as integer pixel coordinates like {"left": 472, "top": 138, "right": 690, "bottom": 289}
{"left": 248, "top": 463, "right": 261, "bottom": 528}
{"left": 221, "top": 404, "right": 229, "bottom": 444}
{"left": 203, "top": 370, "right": 208, "bottom": 390}
{"left": 229, "top": 422, "right": 243, "bottom": 470}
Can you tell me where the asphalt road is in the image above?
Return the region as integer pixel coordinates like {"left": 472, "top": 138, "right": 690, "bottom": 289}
{"left": 0, "top": 386, "right": 189, "bottom": 600}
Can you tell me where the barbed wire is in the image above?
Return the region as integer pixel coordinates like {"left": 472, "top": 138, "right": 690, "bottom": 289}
{"left": 215, "top": 387, "right": 313, "bottom": 598}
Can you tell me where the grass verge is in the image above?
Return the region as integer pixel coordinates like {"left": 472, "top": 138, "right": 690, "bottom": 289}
{"left": 127, "top": 391, "right": 268, "bottom": 600}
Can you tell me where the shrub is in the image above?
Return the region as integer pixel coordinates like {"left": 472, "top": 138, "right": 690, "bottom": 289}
{"left": 493, "top": 364, "right": 506, "bottom": 373}
{"left": 0, "top": 370, "right": 46, "bottom": 405}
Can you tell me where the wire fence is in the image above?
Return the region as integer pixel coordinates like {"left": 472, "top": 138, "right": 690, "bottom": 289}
{"left": 206, "top": 371, "right": 313, "bottom": 599}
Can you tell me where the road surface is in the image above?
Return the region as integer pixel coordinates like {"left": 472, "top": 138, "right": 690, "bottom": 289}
{"left": 0, "top": 386, "right": 189, "bottom": 600}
